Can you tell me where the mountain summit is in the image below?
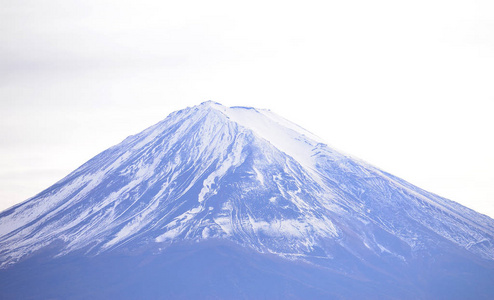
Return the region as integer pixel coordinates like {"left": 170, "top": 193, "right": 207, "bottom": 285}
{"left": 1, "top": 102, "right": 493, "bottom": 299}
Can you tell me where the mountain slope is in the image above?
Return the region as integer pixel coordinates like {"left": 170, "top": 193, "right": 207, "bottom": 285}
{"left": 1, "top": 101, "right": 493, "bottom": 299}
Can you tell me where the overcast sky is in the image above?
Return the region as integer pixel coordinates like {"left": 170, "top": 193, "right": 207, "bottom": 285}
{"left": 1, "top": 0, "right": 493, "bottom": 217}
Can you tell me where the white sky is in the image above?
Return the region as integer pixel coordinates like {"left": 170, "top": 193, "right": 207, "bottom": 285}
{"left": 1, "top": 0, "right": 493, "bottom": 218}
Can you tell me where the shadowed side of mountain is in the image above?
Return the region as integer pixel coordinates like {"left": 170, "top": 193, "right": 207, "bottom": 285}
{"left": 1, "top": 239, "right": 494, "bottom": 300}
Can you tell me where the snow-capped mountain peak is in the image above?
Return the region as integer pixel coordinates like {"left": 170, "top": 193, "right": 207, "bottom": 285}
{"left": 0, "top": 102, "right": 493, "bottom": 271}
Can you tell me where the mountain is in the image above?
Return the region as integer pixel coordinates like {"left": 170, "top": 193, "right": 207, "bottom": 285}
{"left": 1, "top": 101, "right": 493, "bottom": 299}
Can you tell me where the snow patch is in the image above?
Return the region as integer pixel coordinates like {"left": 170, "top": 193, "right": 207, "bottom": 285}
{"left": 198, "top": 134, "right": 245, "bottom": 203}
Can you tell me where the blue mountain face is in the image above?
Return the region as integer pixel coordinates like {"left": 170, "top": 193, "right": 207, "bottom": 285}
{"left": 1, "top": 101, "right": 493, "bottom": 299}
